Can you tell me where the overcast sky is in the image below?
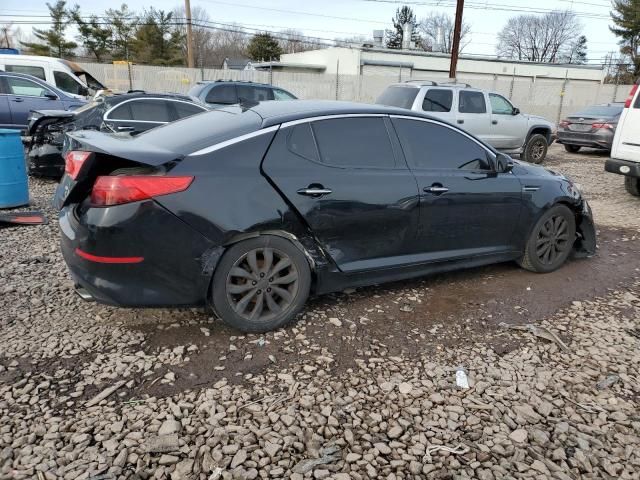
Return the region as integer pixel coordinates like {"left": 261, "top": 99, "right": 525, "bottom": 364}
{"left": 1, "top": 0, "right": 621, "bottom": 65}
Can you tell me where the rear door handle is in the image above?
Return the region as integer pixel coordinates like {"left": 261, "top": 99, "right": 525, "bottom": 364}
{"left": 492, "top": 120, "right": 498, "bottom": 125}
{"left": 457, "top": 119, "right": 464, "bottom": 124}
{"left": 297, "top": 187, "right": 332, "bottom": 197}
{"left": 424, "top": 186, "right": 449, "bottom": 194}
{"left": 11, "top": 97, "right": 24, "bottom": 103}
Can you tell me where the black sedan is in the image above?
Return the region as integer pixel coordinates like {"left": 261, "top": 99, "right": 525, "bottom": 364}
{"left": 55, "top": 100, "right": 596, "bottom": 333}
{"left": 557, "top": 103, "right": 624, "bottom": 153}
{"left": 27, "top": 92, "right": 208, "bottom": 178}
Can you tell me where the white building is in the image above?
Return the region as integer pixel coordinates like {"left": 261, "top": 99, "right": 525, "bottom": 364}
{"left": 255, "top": 46, "right": 605, "bottom": 85}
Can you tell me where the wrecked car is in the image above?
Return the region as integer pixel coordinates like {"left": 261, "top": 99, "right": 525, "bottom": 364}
{"left": 26, "top": 92, "right": 208, "bottom": 178}
{"left": 54, "top": 100, "right": 596, "bottom": 333}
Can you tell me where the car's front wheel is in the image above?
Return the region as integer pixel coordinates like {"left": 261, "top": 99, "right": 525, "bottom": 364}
{"left": 624, "top": 177, "right": 640, "bottom": 197}
{"left": 519, "top": 205, "right": 576, "bottom": 273}
{"left": 211, "top": 236, "right": 311, "bottom": 333}
{"left": 523, "top": 134, "right": 548, "bottom": 164}
{"left": 564, "top": 144, "right": 581, "bottom": 153}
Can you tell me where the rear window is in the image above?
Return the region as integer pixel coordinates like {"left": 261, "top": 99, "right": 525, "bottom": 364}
{"left": 376, "top": 86, "right": 419, "bottom": 109}
{"left": 572, "top": 105, "right": 624, "bottom": 117}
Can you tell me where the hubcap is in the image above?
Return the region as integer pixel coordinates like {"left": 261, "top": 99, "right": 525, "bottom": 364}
{"left": 226, "top": 248, "right": 299, "bottom": 322}
{"left": 535, "top": 215, "right": 570, "bottom": 265}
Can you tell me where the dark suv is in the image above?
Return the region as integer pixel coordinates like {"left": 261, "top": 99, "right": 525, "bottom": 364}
{"left": 188, "top": 80, "right": 297, "bottom": 108}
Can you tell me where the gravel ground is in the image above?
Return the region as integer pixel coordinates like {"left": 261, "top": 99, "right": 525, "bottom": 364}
{"left": 1, "top": 144, "right": 639, "bottom": 480}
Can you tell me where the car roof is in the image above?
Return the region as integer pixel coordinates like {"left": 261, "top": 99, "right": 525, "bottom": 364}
{"left": 386, "top": 81, "right": 484, "bottom": 92}
{"left": 196, "top": 80, "right": 273, "bottom": 87}
{"left": 104, "top": 91, "right": 197, "bottom": 103}
{"left": 228, "top": 100, "right": 439, "bottom": 127}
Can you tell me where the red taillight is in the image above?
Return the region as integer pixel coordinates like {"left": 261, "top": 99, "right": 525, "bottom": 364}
{"left": 624, "top": 84, "right": 638, "bottom": 108}
{"left": 64, "top": 151, "right": 92, "bottom": 180}
{"left": 90, "top": 176, "right": 194, "bottom": 206}
{"left": 75, "top": 248, "right": 144, "bottom": 264}
{"left": 592, "top": 123, "right": 614, "bottom": 130}
{"left": 559, "top": 120, "right": 570, "bottom": 128}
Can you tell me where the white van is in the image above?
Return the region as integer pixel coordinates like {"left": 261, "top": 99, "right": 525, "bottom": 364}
{"left": 0, "top": 54, "right": 106, "bottom": 99}
{"left": 607, "top": 80, "right": 640, "bottom": 196}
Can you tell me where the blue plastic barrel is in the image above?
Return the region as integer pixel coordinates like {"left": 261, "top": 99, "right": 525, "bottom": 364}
{"left": 0, "top": 129, "right": 29, "bottom": 208}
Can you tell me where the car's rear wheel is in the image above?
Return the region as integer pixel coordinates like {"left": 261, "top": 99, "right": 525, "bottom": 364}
{"left": 519, "top": 205, "right": 576, "bottom": 273}
{"left": 523, "top": 134, "right": 548, "bottom": 164}
{"left": 211, "top": 236, "right": 311, "bottom": 333}
{"left": 624, "top": 177, "right": 640, "bottom": 197}
{"left": 564, "top": 144, "right": 581, "bottom": 153}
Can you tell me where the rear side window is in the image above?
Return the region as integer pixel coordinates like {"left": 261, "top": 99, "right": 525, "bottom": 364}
{"left": 459, "top": 91, "right": 486, "bottom": 114}
{"left": 392, "top": 118, "right": 492, "bottom": 171}
{"left": 311, "top": 117, "right": 395, "bottom": 169}
{"left": 376, "top": 86, "right": 419, "bottom": 109}
{"left": 129, "top": 100, "right": 172, "bottom": 122}
{"left": 205, "top": 84, "right": 237, "bottom": 104}
{"left": 173, "top": 101, "right": 206, "bottom": 119}
{"left": 237, "top": 85, "right": 274, "bottom": 102}
{"left": 53, "top": 71, "right": 84, "bottom": 95}
{"left": 287, "top": 124, "right": 319, "bottom": 162}
{"left": 6, "top": 65, "right": 46, "bottom": 80}
{"left": 422, "top": 89, "right": 453, "bottom": 112}
{"left": 274, "top": 89, "right": 296, "bottom": 100}
{"left": 108, "top": 103, "right": 133, "bottom": 120}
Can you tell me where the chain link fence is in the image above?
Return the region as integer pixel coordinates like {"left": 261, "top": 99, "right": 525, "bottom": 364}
{"left": 79, "top": 62, "right": 634, "bottom": 122}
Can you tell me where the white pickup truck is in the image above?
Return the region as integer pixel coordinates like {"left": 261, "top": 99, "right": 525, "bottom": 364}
{"left": 606, "top": 80, "right": 640, "bottom": 196}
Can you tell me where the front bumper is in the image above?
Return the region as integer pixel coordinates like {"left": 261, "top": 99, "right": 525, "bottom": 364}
{"left": 605, "top": 158, "right": 640, "bottom": 178}
{"left": 574, "top": 200, "right": 596, "bottom": 258}
{"left": 557, "top": 130, "right": 614, "bottom": 149}
{"left": 59, "top": 200, "right": 216, "bottom": 307}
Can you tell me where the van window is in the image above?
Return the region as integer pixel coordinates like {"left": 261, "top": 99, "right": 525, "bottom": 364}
{"left": 53, "top": 71, "right": 84, "bottom": 95}
{"left": 5, "top": 65, "right": 46, "bottom": 80}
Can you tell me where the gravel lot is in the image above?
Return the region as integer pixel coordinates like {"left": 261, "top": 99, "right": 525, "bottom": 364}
{"left": 1, "top": 144, "right": 639, "bottom": 480}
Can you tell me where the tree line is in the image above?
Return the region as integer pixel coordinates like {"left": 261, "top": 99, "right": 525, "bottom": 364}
{"left": 1, "top": 1, "right": 639, "bottom": 80}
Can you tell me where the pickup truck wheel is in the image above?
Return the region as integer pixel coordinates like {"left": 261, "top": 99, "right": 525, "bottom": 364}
{"left": 564, "top": 144, "right": 581, "bottom": 153}
{"left": 625, "top": 177, "right": 640, "bottom": 197}
{"left": 523, "top": 134, "right": 548, "bottom": 164}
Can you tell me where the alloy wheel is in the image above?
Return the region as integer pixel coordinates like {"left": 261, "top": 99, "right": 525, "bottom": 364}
{"left": 225, "top": 247, "right": 299, "bottom": 322}
{"left": 535, "top": 215, "right": 570, "bottom": 265}
{"left": 530, "top": 140, "right": 546, "bottom": 162}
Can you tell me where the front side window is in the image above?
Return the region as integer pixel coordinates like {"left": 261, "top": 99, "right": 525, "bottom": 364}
{"left": 392, "top": 118, "right": 492, "bottom": 171}
{"left": 273, "top": 89, "right": 296, "bottom": 100}
{"left": 53, "top": 71, "right": 84, "bottom": 95}
{"left": 6, "top": 65, "right": 46, "bottom": 80}
{"left": 237, "top": 85, "right": 274, "bottom": 102}
{"left": 128, "top": 100, "right": 172, "bottom": 122}
{"left": 459, "top": 91, "right": 486, "bottom": 114}
{"left": 5, "top": 77, "right": 50, "bottom": 97}
{"left": 422, "top": 89, "right": 453, "bottom": 112}
{"left": 205, "top": 84, "right": 237, "bottom": 104}
{"left": 311, "top": 117, "right": 395, "bottom": 169}
{"left": 489, "top": 94, "right": 514, "bottom": 115}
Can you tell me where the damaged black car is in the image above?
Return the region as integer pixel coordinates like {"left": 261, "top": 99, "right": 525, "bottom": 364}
{"left": 26, "top": 92, "right": 208, "bottom": 178}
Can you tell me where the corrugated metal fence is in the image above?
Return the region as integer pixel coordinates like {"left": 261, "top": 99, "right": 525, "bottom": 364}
{"left": 79, "top": 62, "right": 633, "bottom": 122}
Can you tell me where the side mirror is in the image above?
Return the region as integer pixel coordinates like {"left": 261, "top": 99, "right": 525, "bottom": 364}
{"left": 79, "top": 86, "right": 90, "bottom": 97}
{"left": 512, "top": 107, "right": 520, "bottom": 116}
{"left": 44, "top": 93, "right": 58, "bottom": 100}
{"left": 495, "top": 153, "right": 514, "bottom": 173}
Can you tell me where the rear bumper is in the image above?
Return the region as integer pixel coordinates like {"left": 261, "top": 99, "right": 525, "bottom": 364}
{"left": 605, "top": 158, "right": 640, "bottom": 178}
{"left": 59, "top": 200, "right": 217, "bottom": 307}
{"left": 557, "top": 130, "right": 614, "bottom": 149}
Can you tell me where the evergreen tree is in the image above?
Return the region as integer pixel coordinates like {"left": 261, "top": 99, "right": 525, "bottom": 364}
{"left": 385, "top": 6, "right": 422, "bottom": 49}
{"left": 105, "top": 4, "right": 138, "bottom": 61}
{"left": 611, "top": 0, "right": 640, "bottom": 78}
{"left": 21, "top": 1, "right": 76, "bottom": 58}
{"left": 132, "top": 9, "right": 183, "bottom": 65}
{"left": 247, "top": 33, "right": 283, "bottom": 61}
{"left": 70, "top": 6, "right": 112, "bottom": 62}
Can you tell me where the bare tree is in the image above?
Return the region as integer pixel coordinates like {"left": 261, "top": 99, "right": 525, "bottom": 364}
{"left": 172, "top": 5, "right": 215, "bottom": 66}
{"left": 1, "top": 23, "right": 23, "bottom": 49}
{"left": 418, "top": 13, "right": 471, "bottom": 54}
{"left": 209, "top": 25, "right": 249, "bottom": 67}
{"left": 334, "top": 35, "right": 370, "bottom": 47}
{"left": 497, "top": 10, "right": 583, "bottom": 63}
{"left": 277, "top": 29, "right": 323, "bottom": 54}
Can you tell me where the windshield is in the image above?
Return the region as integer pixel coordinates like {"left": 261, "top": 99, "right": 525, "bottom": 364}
{"left": 572, "top": 105, "right": 623, "bottom": 117}
{"left": 376, "top": 86, "right": 419, "bottom": 109}
{"left": 74, "top": 72, "right": 105, "bottom": 91}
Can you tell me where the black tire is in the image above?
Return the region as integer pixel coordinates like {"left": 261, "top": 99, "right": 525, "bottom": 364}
{"left": 564, "top": 144, "right": 581, "bottom": 153}
{"left": 624, "top": 177, "right": 640, "bottom": 197}
{"left": 523, "top": 134, "right": 548, "bottom": 164}
{"left": 211, "top": 236, "right": 311, "bottom": 333}
{"left": 519, "top": 205, "right": 576, "bottom": 273}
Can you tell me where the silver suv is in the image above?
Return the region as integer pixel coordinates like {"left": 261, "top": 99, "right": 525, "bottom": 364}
{"left": 376, "top": 81, "right": 555, "bottom": 164}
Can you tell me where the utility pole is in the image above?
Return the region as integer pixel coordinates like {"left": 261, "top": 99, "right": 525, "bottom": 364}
{"left": 449, "top": 0, "right": 464, "bottom": 80}
{"left": 185, "top": 0, "right": 195, "bottom": 68}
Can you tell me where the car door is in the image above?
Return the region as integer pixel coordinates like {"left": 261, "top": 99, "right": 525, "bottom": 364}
{"left": 4, "top": 75, "right": 64, "bottom": 129}
{"left": 488, "top": 93, "right": 528, "bottom": 149}
{"left": 103, "top": 99, "right": 172, "bottom": 134}
{"left": 455, "top": 90, "right": 492, "bottom": 144}
{"left": 262, "top": 115, "right": 420, "bottom": 272}
{"left": 391, "top": 116, "right": 523, "bottom": 259}
{"left": 419, "top": 87, "right": 455, "bottom": 124}
{"left": 0, "top": 78, "right": 11, "bottom": 128}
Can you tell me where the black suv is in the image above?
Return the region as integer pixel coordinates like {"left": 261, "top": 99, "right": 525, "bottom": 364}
{"left": 188, "top": 80, "right": 297, "bottom": 108}
{"left": 27, "top": 91, "right": 208, "bottom": 178}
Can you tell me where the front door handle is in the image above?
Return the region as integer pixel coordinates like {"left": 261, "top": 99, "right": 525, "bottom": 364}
{"left": 424, "top": 185, "right": 449, "bottom": 194}
{"left": 116, "top": 126, "right": 135, "bottom": 132}
{"left": 11, "top": 97, "right": 24, "bottom": 103}
{"left": 492, "top": 120, "right": 498, "bottom": 125}
{"left": 297, "top": 186, "right": 332, "bottom": 197}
